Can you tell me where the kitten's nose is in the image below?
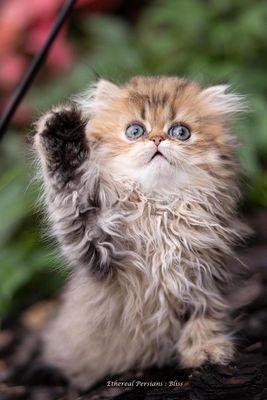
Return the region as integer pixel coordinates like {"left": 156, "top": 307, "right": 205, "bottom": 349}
{"left": 151, "top": 136, "right": 165, "bottom": 146}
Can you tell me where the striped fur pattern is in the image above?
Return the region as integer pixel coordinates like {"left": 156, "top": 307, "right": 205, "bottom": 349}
{"left": 34, "top": 76, "right": 248, "bottom": 389}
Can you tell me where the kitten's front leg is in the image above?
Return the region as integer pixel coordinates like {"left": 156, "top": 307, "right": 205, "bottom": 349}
{"left": 177, "top": 313, "right": 234, "bottom": 368}
{"left": 35, "top": 106, "right": 89, "bottom": 187}
{"left": 34, "top": 106, "right": 115, "bottom": 278}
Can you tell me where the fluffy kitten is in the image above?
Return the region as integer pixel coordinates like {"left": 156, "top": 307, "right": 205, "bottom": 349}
{"left": 34, "top": 76, "right": 248, "bottom": 389}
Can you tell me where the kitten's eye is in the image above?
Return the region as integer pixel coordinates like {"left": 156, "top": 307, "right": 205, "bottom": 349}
{"left": 168, "top": 124, "right": 191, "bottom": 141}
{"left": 125, "top": 123, "right": 146, "bottom": 140}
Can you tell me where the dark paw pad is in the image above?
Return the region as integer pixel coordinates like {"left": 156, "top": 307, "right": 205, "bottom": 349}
{"left": 42, "top": 107, "right": 86, "bottom": 142}
{"left": 37, "top": 106, "right": 89, "bottom": 182}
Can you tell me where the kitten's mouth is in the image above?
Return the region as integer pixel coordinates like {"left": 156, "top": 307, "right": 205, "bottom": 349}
{"left": 150, "top": 151, "right": 166, "bottom": 161}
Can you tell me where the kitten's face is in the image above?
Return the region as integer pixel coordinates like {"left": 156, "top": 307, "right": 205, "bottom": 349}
{"left": 83, "top": 77, "right": 242, "bottom": 192}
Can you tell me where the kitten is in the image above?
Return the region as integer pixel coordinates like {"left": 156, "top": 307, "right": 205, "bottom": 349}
{"left": 34, "top": 76, "right": 248, "bottom": 389}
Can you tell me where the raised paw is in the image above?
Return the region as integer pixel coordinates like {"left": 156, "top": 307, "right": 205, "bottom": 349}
{"left": 34, "top": 106, "right": 89, "bottom": 184}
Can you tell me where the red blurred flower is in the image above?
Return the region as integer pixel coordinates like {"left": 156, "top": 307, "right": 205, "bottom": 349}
{"left": 0, "top": 0, "right": 123, "bottom": 126}
{"left": 27, "top": 20, "right": 74, "bottom": 71}
{"left": 0, "top": 54, "right": 27, "bottom": 91}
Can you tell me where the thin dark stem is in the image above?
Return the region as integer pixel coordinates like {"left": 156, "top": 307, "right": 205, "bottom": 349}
{"left": 0, "top": 0, "right": 77, "bottom": 140}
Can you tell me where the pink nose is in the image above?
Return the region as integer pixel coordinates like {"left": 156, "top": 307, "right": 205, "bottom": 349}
{"left": 151, "top": 136, "right": 165, "bottom": 146}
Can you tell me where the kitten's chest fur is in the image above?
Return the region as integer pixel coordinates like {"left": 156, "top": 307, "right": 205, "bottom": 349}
{"left": 101, "top": 191, "right": 211, "bottom": 357}
{"left": 96, "top": 174, "right": 231, "bottom": 342}
{"left": 105, "top": 187, "right": 204, "bottom": 314}
{"left": 123, "top": 198, "right": 184, "bottom": 274}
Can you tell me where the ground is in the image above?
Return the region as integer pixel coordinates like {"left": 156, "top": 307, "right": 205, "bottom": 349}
{"left": 1, "top": 211, "right": 267, "bottom": 400}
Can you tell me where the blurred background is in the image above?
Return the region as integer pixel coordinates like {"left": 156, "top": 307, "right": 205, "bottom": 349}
{"left": 1, "top": 0, "right": 267, "bottom": 319}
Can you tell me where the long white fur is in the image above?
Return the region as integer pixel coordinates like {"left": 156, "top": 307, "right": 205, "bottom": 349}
{"left": 200, "top": 85, "right": 247, "bottom": 116}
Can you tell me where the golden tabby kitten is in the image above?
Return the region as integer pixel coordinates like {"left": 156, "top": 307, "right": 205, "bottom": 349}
{"left": 34, "top": 76, "right": 248, "bottom": 389}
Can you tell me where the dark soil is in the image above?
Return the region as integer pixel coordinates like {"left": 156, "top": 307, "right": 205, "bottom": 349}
{"left": 1, "top": 211, "right": 267, "bottom": 400}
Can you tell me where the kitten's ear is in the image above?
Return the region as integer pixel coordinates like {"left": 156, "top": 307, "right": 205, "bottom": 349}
{"left": 93, "top": 79, "right": 121, "bottom": 99}
{"left": 201, "top": 85, "right": 246, "bottom": 117}
{"left": 75, "top": 79, "right": 121, "bottom": 115}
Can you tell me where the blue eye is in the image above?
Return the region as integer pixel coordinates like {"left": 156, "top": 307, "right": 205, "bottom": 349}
{"left": 168, "top": 124, "right": 191, "bottom": 141}
{"left": 125, "top": 123, "right": 146, "bottom": 140}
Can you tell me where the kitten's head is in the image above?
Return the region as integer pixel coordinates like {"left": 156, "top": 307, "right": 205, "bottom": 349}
{"left": 79, "top": 76, "right": 244, "bottom": 192}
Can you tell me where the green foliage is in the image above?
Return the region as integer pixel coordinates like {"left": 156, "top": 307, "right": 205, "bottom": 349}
{"left": 0, "top": 133, "right": 64, "bottom": 316}
{"left": 1, "top": 0, "right": 267, "bottom": 316}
